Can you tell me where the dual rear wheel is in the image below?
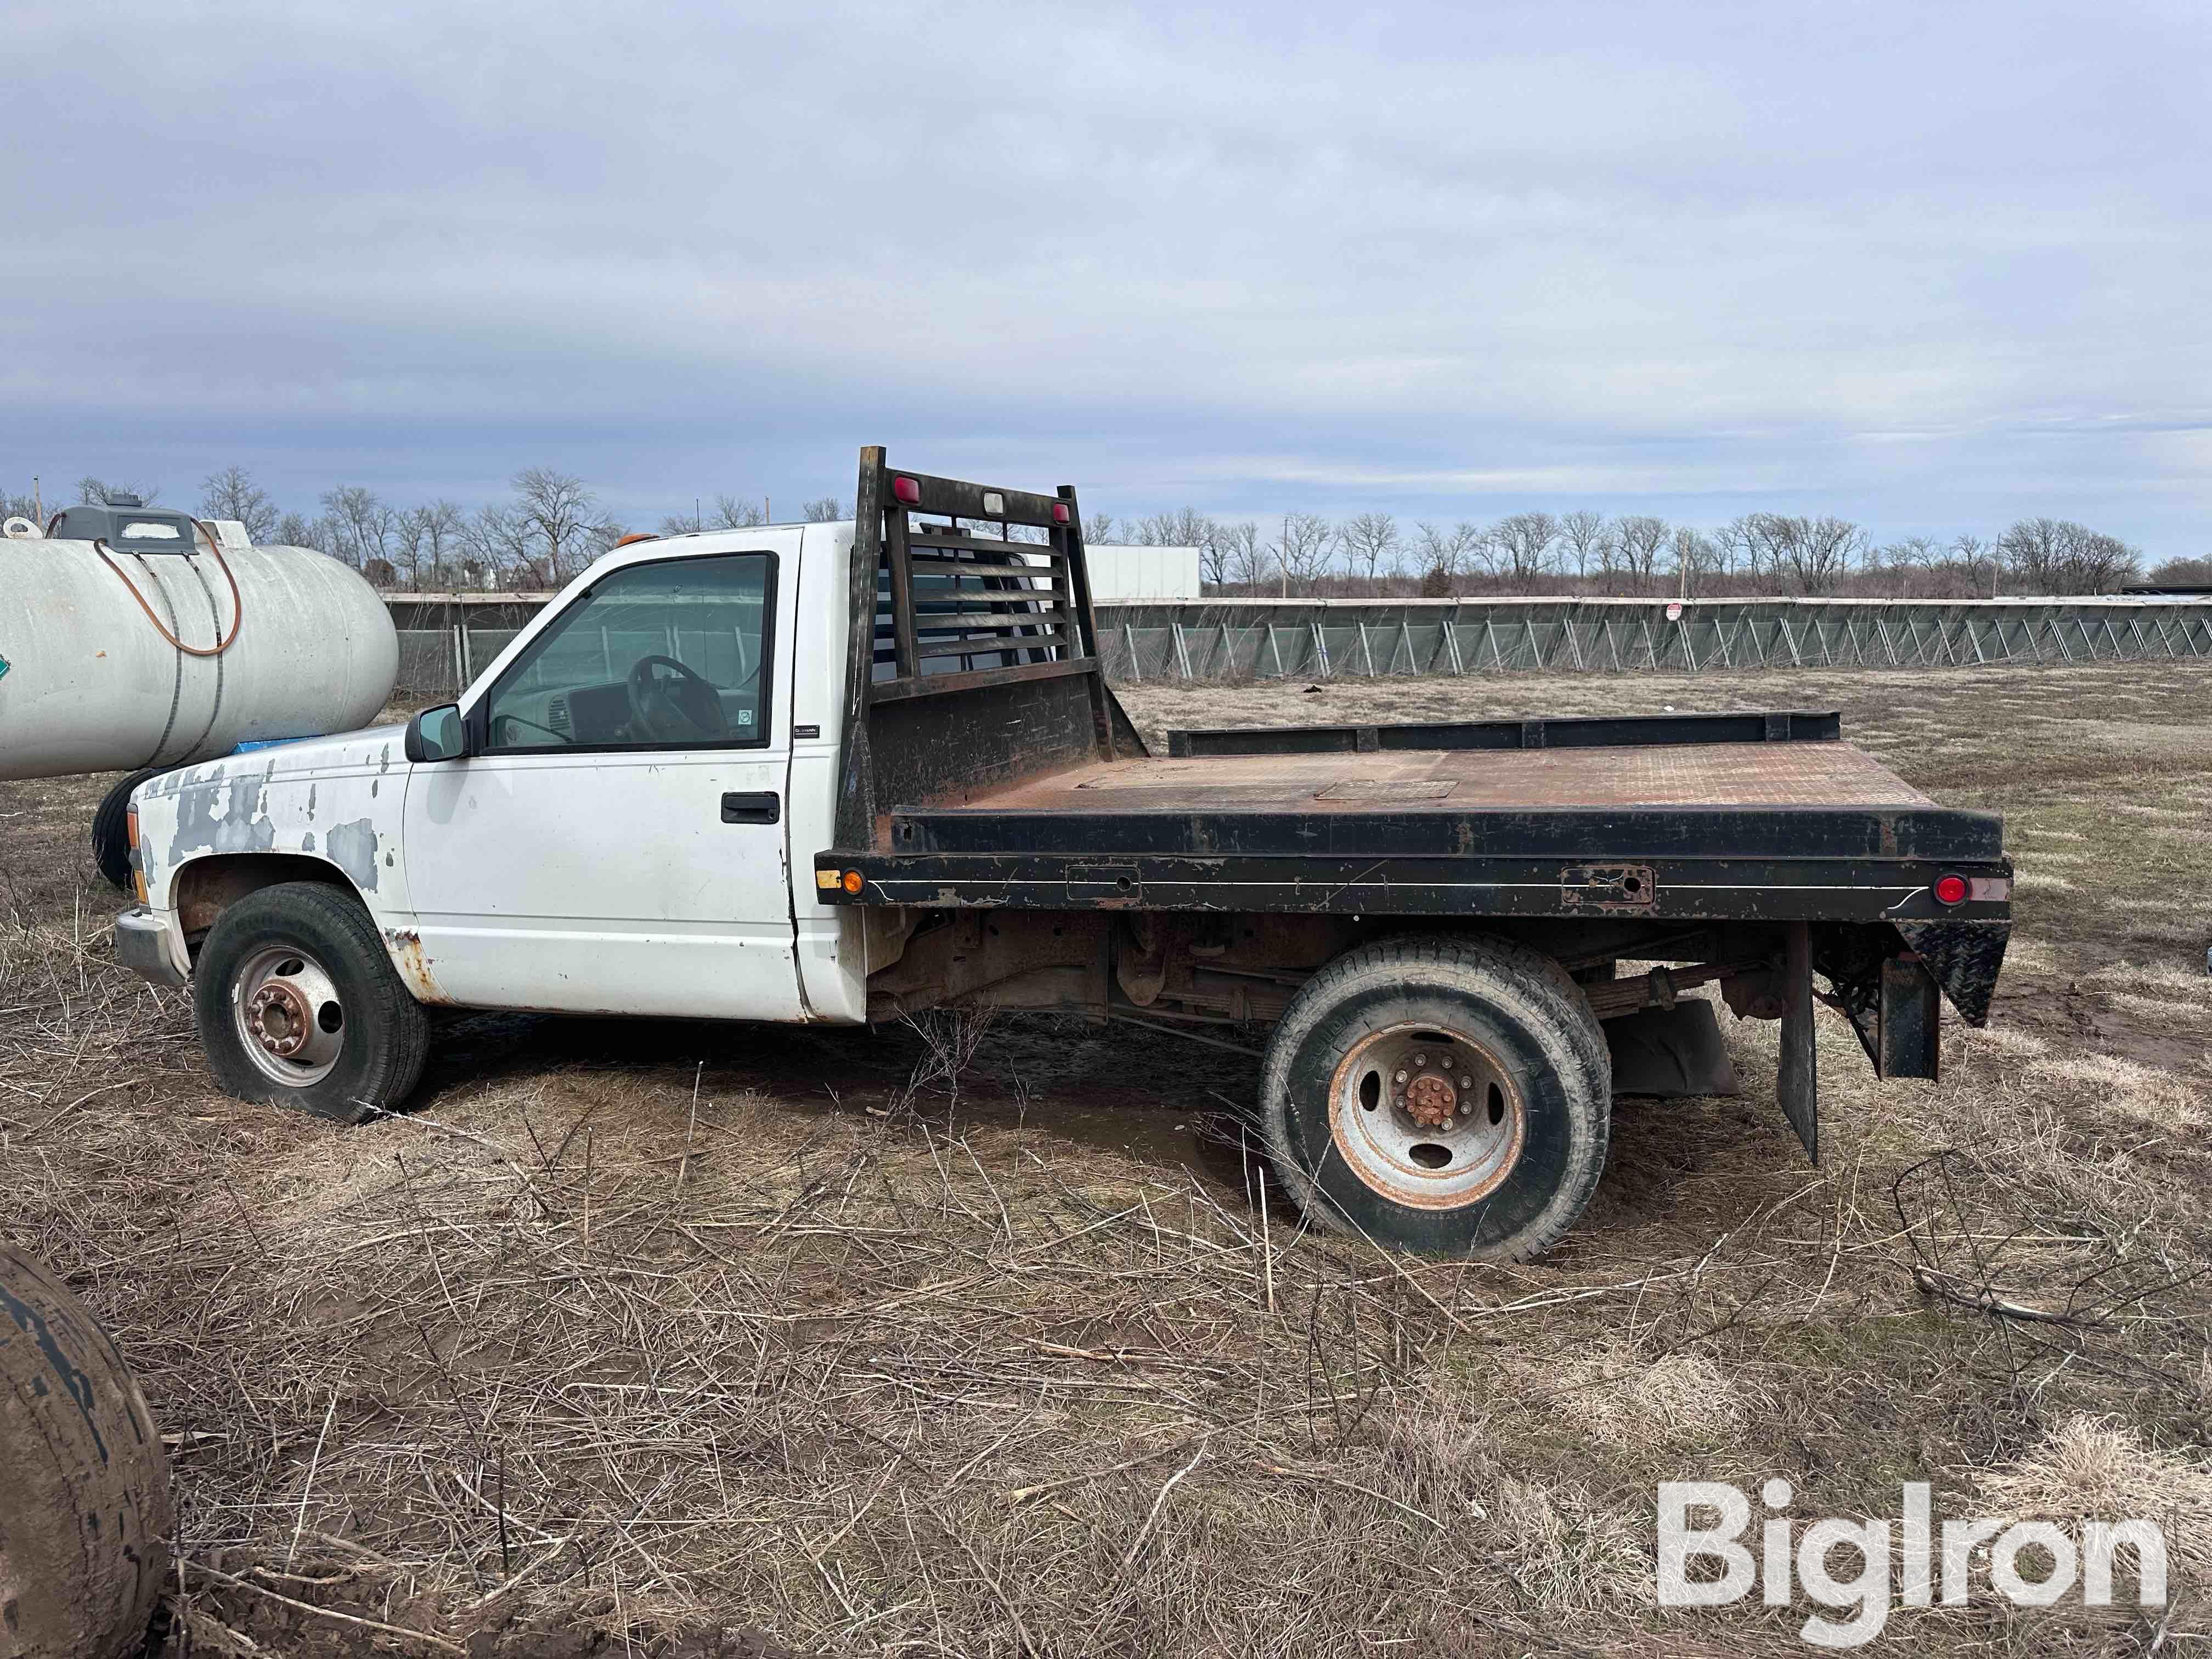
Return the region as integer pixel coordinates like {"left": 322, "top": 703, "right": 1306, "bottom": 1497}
{"left": 1259, "top": 934, "right": 1612, "bottom": 1261}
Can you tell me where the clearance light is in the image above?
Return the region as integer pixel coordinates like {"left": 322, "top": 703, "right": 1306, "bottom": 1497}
{"left": 891, "top": 476, "right": 921, "bottom": 505}
{"left": 1052, "top": 503, "right": 1070, "bottom": 524}
{"left": 127, "top": 804, "right": 147, "bottom": 904}
{"left": 842, "top": 869, "right": 865, "bottom": 895}
{"left": 1932, "top": 874, "right": 1969, "bottom": 906}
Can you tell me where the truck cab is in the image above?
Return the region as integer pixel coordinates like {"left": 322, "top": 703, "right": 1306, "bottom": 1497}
{"left": 123, "top": 520, "right": 872, "bottom": 1030}
{"left": 117, "top": 449, "right": 2012, "bottom": 1262}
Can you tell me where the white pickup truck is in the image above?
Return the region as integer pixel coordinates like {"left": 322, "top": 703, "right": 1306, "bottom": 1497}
{"left": 117, "top": 449, "right": 2013, "bottom": 1260}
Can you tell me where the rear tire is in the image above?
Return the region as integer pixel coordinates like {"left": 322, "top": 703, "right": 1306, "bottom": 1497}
{"left": 91, "top": 769, "right": 161, "bottom": 891}
{"left": 193, "top": 882, "right": 430, "bottom": 1123}
{"left": 1260, "top": 933, "right": 1611, "bottom": 1260}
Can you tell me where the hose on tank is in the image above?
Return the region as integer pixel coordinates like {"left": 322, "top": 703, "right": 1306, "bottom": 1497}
{"left": 92, "top": 520, "right": 244, "bottom": 657}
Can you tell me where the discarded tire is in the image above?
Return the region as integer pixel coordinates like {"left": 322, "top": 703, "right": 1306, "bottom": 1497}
{"left": 0, "top": 1245, "right": 173, "bottom": 1659}
{"left": 91, "top": 769, "right": 162, "bottom": 891}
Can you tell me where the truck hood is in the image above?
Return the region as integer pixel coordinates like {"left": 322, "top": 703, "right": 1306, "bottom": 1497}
{"left": 139, "top": 724, "right": 410, "bottom": 797}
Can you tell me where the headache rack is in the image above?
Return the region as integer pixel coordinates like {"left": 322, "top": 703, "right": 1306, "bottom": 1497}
{"left": 832, "top": 447, "right": 1130, "bottom": 848}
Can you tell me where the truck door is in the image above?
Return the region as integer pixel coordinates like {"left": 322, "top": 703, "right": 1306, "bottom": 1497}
{"left": 399, "top": 545, "right": 805, "bottom": 1019}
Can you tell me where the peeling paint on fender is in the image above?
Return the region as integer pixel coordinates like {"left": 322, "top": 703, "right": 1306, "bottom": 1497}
{"left": 326, "top": 819, "right": 381, "bottom": 891}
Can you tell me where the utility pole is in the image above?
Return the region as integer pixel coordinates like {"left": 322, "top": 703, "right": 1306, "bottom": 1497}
{"left": 1280, "top": 514, "right": 1289, "bottom": 599}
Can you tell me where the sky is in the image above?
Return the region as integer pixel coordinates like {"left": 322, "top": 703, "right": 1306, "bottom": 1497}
{"left": 4, "top": 1, "right": 2208, "bottom": 555}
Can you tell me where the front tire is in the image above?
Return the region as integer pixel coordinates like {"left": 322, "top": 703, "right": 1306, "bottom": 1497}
{"left": 193, "top": 882, "right": 430, "bottom": 1123}
{"left": 1260, "top": 934, "right": 1611, "bottom": 1260}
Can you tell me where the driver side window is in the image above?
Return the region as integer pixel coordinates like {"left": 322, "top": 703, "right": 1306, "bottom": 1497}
{"left": 482, "top": 552, "right": 775, "bottom": 752}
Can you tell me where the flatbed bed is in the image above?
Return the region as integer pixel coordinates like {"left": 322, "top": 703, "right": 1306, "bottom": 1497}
{"left": 830, "top": 712, "right": 2006, "bottom": 939}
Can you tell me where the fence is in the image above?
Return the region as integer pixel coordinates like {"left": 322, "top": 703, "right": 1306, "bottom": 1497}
{"left": 1096, "top": 597, "right": 2212, "bottom": 682}
{"left": 393, "top": 596, "right": 2212, "bottom": 699}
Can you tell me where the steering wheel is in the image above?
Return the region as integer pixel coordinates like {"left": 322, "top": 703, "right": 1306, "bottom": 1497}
{"left": 625, "top": 654, "right": 730, "bottom": 742}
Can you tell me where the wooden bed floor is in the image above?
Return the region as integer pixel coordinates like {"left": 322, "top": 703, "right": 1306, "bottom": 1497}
{"left": 922, "top": 743, "right": 1936, "bottom": 815}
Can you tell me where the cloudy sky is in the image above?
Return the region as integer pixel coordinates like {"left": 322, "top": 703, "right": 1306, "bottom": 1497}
{"left": 5, "top": 1, "right": 2207, "bottom": 552}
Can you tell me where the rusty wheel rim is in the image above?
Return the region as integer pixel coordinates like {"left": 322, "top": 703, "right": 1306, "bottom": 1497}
{"left": 232, "top": 944, "right": 345, "bottom": 1087}
{"left": 1327, "top": 1023, "right": 1525, "bottom": 1210}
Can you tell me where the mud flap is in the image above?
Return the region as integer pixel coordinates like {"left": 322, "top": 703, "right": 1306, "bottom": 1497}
{"left": 1605, "top": 1001, "right": 1742, "bottom": 1097}
{"left": 1779, "top": 920, "right": 1817, "bottom": 1163}
{"left": 1874, "top": 957, "right": 1940, "bottom": 1080}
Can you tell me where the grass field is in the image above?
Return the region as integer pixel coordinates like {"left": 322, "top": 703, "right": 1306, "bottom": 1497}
{"left": 3, "top": 661, "right": 2208, "bottom": 1657}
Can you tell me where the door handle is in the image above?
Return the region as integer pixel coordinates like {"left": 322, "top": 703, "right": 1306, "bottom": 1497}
{"left": 720, "top": 791, "right": 780, "bottom": 825}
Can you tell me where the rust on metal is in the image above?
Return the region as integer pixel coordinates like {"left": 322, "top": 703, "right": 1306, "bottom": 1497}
{"left": 1403, "top": 1069, "right": 1459, "bottom": 1127}
{"left": 1560, "top": 864, "right": 1659, "bottom": 914}
{"left": 247, "top": 980, "right": 314, "bottom": 1056}
{"left": 383, "top": 927, "right": 453, "bottom": 1005}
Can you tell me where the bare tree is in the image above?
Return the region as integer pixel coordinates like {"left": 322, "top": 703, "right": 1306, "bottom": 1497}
{"left": 1613, "top": 515, "right": 1669, "bottom": 591}
{"left": 1779, "top": 515, "right": 1866, "bottom": 594}
{"left": 803, "top": 497, "right": 843, "bottom": 522}
{"left": 1489, "top": 511, "right": 1558, "bottom": 589}
{"left": 1996, "top": 518, "right": 2139, "bottom": 595}
{"left": 1722, "top": 515, "right": 1775, "bottom": 584}
{"left": 461, "top": 502, "right": 532, "bottom": 586}
{"left": 198, "top": 466, "right": 279, "bottom": 541}
{"left": 1083, "top": 511, "right": 1117, "bottom": 544}
{"left": 1668, "top": 526, "right": 1719, "bottom": 597}
{"left": 319, "top": 486, "right": 396, "bottom": 572}
{"left": 1216, "top": 520, "right": 1267, "bottom": 589}
{"left": 1557, "top": 510, "right": 1609, "bottom": 584}
{"left": 1951, "top": 532, "right": 1997, "bottom": 597}
{"left": 509, "top": 467, "right": 614, "bottom": 585}
{"left": 1272, "top": 512, "right": 1334, "bottom": 595}
{"left": 712, "top": 494, "right": 766, "bottom": 530}
{"left": 1412, "top": 522, "right": 1485, "bottom": 595}
{"left": 1335, "top": 512, "right": 1401, "bottom": 587}
{"left": 275, "top": 510, "right": 321, "bottom": 550}
{"left": 77, "top": 476, "right": 159, "bottom": 506}
{"left": 395, "top": 500, "right": 466, "bottom": 588}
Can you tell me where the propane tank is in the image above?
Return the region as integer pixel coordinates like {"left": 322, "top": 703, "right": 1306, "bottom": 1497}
{"left": 0, "top": 1244, "right": 174, "bottom": 1658}
{"left": 0, "top": 514, "right": 397, "bottom": 783}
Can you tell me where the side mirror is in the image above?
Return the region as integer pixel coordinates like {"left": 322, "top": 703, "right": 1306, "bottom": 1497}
{"left": 404, "top": 703, "right": 469, "bottom": 763}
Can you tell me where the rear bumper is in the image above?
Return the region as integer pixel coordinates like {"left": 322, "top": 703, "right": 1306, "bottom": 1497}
{"left": 114, "top": 906, "right": 189, "bottom": 990}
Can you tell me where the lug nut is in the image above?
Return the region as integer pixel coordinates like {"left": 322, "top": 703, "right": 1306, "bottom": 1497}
{"left": 1460, "top": 1075, "right": 1474, "bottom": 1087}
{"left": 1413, "top": 1052, "right": 1427, "bottom": 1066}
{"left": 1394, "top": 1069, "right": 1408, "bottom": 1084}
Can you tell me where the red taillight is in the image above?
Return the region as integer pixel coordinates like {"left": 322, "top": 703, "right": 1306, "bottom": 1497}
{"left": 1052, "top": 503, "right": 1070, "bottom": 524}
{"left": 891, "top": 476, "right": 921, "bottom": 505}
{"left": 1933, "top": 874, "right": 1968, "bottom": 906}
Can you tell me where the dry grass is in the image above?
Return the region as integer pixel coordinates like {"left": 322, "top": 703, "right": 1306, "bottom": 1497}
{"left": 4, "top": 661, "right": 2210, "bottom": 1656}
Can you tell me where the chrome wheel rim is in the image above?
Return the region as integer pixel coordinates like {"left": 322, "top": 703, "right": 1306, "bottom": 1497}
{"left": 1328, "top": 1023, "right": 1524, "bottom": 1209}
{"left": 231, "top": 944, "right": 345, "bottom": 1087}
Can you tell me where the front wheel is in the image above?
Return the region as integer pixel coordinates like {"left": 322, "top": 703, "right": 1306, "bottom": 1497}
{"left": 193, "top": 882, "right": 430, "bottom": 1122}
{"left": 1260, "top": 934, "right": 1611, "bottom": 1260}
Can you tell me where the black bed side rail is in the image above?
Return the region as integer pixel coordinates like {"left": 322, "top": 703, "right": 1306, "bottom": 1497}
{"left": 1163, "top": 710, "right": 1843, "bottom": 758}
